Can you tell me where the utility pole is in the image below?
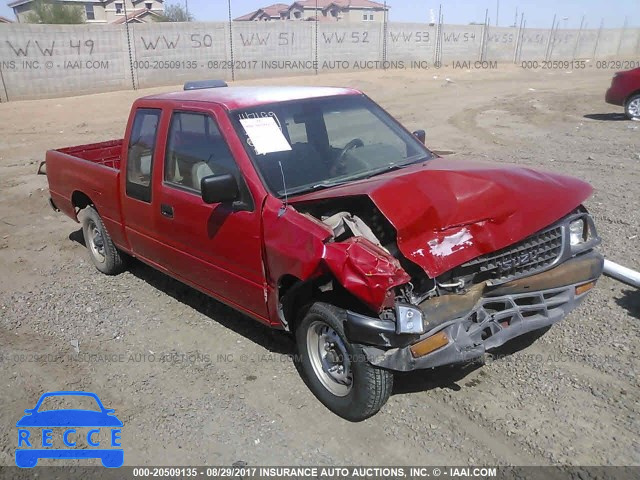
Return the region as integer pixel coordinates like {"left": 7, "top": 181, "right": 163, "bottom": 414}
{"left": 496, "top": 0, "right": 499, "bottom": 26}
{"left": 185, "top": 0, "right": 189, "bottom": 20}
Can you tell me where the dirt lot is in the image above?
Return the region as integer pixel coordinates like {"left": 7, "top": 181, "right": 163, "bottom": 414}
{"left": 0, "top": 65, "right": 638, "bottom": 467}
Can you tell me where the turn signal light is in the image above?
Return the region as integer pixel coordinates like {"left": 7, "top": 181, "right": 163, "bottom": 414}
{"left": 575, "top": 281, "right": 596, "bottom": 296}
{"left": 410, "top": 331, "right": 449, "bottom": 358}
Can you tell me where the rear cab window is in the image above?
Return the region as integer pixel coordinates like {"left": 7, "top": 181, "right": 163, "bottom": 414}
{"left": 126, "top": 108, "right": 161, "bottom": 202}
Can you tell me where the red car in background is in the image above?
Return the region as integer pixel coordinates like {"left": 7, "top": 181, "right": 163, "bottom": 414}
{"left": 605, "top": 67, "right": 640, "bottom": 120}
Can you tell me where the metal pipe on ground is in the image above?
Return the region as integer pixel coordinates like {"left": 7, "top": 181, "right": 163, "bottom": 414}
{"left": 603, "top": 260, "right": 640, "bottom": 288}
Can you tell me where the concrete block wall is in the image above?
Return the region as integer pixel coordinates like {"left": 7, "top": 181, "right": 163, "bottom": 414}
{"left": 130, "top": 21, "right": 231, "bottom": 88}
{"left": 573, "top": 30, "right": 600, "bottom": 59}
{"left": 618, "top": 29, "right": 639, "bottom": 57}
{"left": 0, "top": 21, "right": 638, "bottom": 101}
{"left": 384, "top": 23, "right": 436, "bottom": 63}
{"left": 0, "top": 23, "right": 129, "bottom": 101}
{"left": 548, "top": 30, "right": 583, "bottom": 59}
{"left": 518, "top": 28, "right": 552, "bottom": 61}
{"left": 483, "top": 26, "right": 517, "bottom": 61}
{"left": 233, "top": 21, "right": 315, "bottom": 80}
{"left": 316, "top": 23, "right": 383, "bottom": 72}
{"left": 438, "top": 24, "right": 484, "bottom": 61}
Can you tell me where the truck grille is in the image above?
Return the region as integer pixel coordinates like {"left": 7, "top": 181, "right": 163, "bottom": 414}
{"left": 454, "top": 225, "right": 565, "bottom": 284}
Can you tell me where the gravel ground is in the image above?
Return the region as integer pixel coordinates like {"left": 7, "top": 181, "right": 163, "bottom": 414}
{"left": 0, "top": 65, "right": 638, "bottom": 467}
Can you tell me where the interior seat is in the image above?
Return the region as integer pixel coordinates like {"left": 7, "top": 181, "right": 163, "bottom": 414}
{"left": 192, "top": 162, "right": 215, "bottom": 191}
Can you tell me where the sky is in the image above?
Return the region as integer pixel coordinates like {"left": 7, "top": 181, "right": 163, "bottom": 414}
{"left": 1, "top": 0, "right": 637, "bottom": 28}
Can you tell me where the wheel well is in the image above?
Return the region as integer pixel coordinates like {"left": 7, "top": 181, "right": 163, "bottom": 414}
{"left": 71, "top": 191, "right": 94, "bottom": 212}
{"left": 626, "top": 90, "right": 640, "bottom": 105}
{"left": 278, "top": 274, "right": 373, "bottom": 333}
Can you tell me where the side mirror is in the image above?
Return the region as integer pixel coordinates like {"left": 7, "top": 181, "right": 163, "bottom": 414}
{"left": 413, "top": 129, "right": 426, "bottom": 144}
{"left": 201, "top": 173, "right": 239, "bottom": 204}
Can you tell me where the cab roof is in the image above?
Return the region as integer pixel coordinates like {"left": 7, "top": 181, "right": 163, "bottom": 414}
{"left": 141, "top": 85, "right": 362, "bottom": 110}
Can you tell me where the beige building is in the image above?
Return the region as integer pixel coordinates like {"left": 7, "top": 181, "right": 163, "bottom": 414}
{"left": 235, "top": 0, "right": 389, "bottom": 22}
{"left": 9, "top": 0, "right": 164, "bottom": 24}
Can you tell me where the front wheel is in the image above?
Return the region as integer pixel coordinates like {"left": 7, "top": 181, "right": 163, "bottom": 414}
{"left": 625, "top": 93, "right": 640, "bottom": 120}
{"left": 296, "top": 302, "right": 393, "bottom": 421}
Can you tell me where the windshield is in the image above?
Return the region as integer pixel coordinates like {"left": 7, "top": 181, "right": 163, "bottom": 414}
{"left": 37, "top": 395, "right": 101, "bottom": 412}
{"left": 231, "top": 95, "right": 433, "bottom": 197}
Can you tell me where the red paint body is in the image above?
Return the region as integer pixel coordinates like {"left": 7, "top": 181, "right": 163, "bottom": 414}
{"left": 45, "top": 86, "right": 594, "bottom": 327}
{"left": 605, "top": 67, "right": 640, "bottom": 106}
{"left": 292, "top": 158, "right": 592, "bottom": 278}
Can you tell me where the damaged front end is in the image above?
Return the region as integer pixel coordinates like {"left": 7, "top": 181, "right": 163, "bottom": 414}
{"left": 291, "top": 197, "right": 603, "bottom": 372}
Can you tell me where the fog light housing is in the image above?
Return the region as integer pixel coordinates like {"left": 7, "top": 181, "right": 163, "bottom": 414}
{"left": 569, "top": 218, "right": 587, "bottom": 246}
{"left": 395, "top": 304, "right": 424, "bottom": 334}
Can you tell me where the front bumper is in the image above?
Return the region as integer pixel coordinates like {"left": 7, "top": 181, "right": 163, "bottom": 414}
{"left": 345, "top": 250, "right": 603, "bottom": 372}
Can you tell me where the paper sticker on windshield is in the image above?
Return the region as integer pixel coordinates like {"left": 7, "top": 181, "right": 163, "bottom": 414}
{"left": 240, "top": 117, "right": 292, "bottom": 155}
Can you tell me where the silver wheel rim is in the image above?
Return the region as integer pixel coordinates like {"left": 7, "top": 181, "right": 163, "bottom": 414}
{"left": 87, "top": 219, "right": 106, "bottom": 264}
{"left": 306, "top": 320, "right": 353, "bottom": 397}
{"left": 629, "top": 98, "right": 640, "bottom": 118}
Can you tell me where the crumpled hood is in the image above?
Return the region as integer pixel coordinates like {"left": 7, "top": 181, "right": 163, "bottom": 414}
{"left": 293, "top": 157, "right": 593, "bottom": 277}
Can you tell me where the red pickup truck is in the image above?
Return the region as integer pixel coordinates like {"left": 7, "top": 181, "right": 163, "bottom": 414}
{"left": 45, "top": 81, "right": 603, "bottom": 421}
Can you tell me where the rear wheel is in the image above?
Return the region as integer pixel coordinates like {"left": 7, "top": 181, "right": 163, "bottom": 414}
{"left": 625, "top": 93, "right": 640, "bottom": 120}
{"left": 296, "top": 302, "right": 393, "bottom": 421}
{"left": 81, "top": 206, "right": 126, "bottom": 275}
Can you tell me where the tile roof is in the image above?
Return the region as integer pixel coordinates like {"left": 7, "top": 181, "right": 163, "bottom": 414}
{"left": 292, "top": 0, "right": 387, "bottom": 9}
{"left": 235, "top": 0, "right": 389, "bottom": 20}
{"left": 112, "top": 8, "right": 161, "bottom": 24}
{"left": 234, "top": 3, "right": 289, "bottom": 21}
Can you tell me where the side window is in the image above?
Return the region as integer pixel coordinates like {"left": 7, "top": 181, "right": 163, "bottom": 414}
{"left": 164, "top": 112, "right": 240, "bottom": 193}
{"left": 126, "top": 108, "right": 161, "bottom": 202}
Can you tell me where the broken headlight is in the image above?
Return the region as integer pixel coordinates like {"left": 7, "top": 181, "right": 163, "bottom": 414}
{"left": 395, "top": 304, "right": 425, "bottom": 334}
{"left": 569, "top": 218, "right": 587, "bottom": 245}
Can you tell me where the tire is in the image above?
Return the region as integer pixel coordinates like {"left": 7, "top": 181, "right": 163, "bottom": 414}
{"left": 296, "top": 302, "right": 393, "bottom": 421}
{"left": 625, "top": 93, "right": 640, "bottom": 120}
{"left": 81, "top": 206, "right": 126, "bottom": 275}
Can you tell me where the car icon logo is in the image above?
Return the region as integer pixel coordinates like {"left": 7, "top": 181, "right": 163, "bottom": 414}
{"left": 15, "top": 391, "right": 123, "bottom": 468}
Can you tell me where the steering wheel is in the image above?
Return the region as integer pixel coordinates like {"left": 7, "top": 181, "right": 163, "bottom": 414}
{"left": 333, "top": 138, "right": 365, "bottom": 175}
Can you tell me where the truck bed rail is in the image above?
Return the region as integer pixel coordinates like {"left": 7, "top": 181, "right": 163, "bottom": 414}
{"left": 56, "top": 139, "right": 123, "bottom": 169}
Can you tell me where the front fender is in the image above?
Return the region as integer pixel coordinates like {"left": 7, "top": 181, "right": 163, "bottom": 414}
{"left": 322, "top": 237, "right": 410, "bottom": 311}
{"left": 262, "top": 198, "right": 411, "bottom": 322}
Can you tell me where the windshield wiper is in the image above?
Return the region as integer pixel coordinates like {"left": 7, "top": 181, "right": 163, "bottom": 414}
{"left": 281, "top": 180, "right": 349, "bottom": 197}
{"left": 279, "top": 157, "right": 429, "bottom": 197}
{"left": 360, "top": 155, "right": 431, "bottom": 180}
{"left": 360, "top": 163, "right": 409, "bottom": 180}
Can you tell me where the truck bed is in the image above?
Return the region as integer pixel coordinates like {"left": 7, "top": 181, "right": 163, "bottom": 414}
{"left": 56, "top": 139, "right": 123, "bottom": 169}
{"left": 46, "top": 140, "right": 126, "bottom": 250}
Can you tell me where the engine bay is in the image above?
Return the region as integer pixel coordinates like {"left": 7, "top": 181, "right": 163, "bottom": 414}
{"left": 293, "top": 196, "right": 443, "bottom": 306}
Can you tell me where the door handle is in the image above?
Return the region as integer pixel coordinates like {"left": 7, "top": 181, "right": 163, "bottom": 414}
{"left": 160, "top": 204, "right": 174, "bottom": 218}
